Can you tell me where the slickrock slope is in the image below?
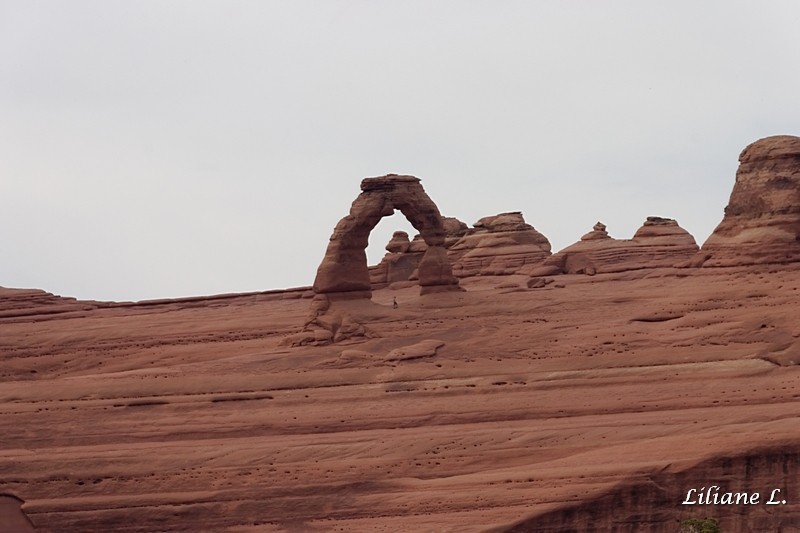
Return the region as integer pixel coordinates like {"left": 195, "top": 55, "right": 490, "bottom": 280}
{"left": 524, "top": 217, "right": 698, "bottom": 276}
{"left": 1, "top": 265, "right": 799, "bottom": 532}
{"left": 699, "top": 135, "right": 800, "bottom": 267}
{"left": 4, "top": 139, "right": 800, "bottom": 531}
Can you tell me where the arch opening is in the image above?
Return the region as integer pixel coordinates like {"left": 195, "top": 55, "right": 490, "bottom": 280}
{"left": 365, "top": 211, "right": 418, "bottom": 268}
{"left": 312, "top": 175, "right": 460, "bottom": 299}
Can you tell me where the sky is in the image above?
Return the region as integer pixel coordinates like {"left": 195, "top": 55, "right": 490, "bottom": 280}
{"left": 2, "top": 1, "right": 799, "bottom": 302}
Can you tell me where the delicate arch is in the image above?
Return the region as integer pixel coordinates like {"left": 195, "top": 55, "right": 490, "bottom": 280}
{"left": 313, "top": 175, "right": 460, "bottom": 298}
{"left": 0, "top": 494, "right": 36, "bottom": 533}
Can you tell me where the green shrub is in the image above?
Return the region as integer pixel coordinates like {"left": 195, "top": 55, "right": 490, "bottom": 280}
{"left": 679, "top": 517, "right": 721, "bottom": 533}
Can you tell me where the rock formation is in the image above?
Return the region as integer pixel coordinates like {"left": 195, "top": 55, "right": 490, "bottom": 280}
{"left": 698, "top": 135, "right": 800, "bottom": 267}
{"left": 370, "top": 211, "right": 552, "bottom": 283}
{"left": 504, "top": 445, "right": 800, "bottom": 532}
{"left": 0, "top": 494, "right": 35, "bottom": 533}
{"left": 0, "top": 287, "right": 95, "bottom": 319}
{"left": 442, "top": 216, "right": 470, "bottom": 246}
{"left": 3, "top": 259, "right": 800, "bottom": 531}
{"left": 368, "top": 231, "right": 425, "bottom": 288}
{"left": 5, "top": 136, "right": 800, "bottom": 532}
{"left": 313, "top": 175, "right": 460, "bottom": 298}
{"left": 448, "top": 212, "right": 552, "bottom": 277}
{"left": 524, "top": 217, "right": 698, "bottom": 276}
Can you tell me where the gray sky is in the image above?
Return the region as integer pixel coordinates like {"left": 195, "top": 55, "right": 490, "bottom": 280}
{"left": 2, "top": 1, "right": 799, "bottom": 301}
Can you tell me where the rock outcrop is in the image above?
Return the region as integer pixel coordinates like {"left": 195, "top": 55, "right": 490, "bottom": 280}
{"left": 698, "top": 135, "right": 800, "bottom": 267}
{"left": 524, "top": 217, "right": 698, "bottom": 276}
{"left": 0, "top": 287, "right": 95, "bottom": 319}
{"left": 313, "top": 175, "right": 460, "bottom": 298}
{"left": 0, "top": 494, "right": 35, "bottom": 533}
{"left": 442, "top": 216, "right": 470, "bottom": 246}
{"left": 503, "top": 445, "right": 800, "bottom": 533}
{"left": 4, "top": 261, "right": 800, "bottom": 532}
{"left": 368, "top": 231, "right": 424, "bottom": 287}
{"left": 448, "top": 212, "right": 552, "bottom": 277}
{"left": 370, "top": 211, "right": 552, "bottom": 283}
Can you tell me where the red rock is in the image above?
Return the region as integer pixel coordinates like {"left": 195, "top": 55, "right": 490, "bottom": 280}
{"left": 368, "top": 231, "right": 419, "bottom": 287}
{"left": 385, "top": 230, "right": 411, "bottom": 253}
{"left": 699, "top": 135, "right": 800, "bottom": 267}
{"left": 438, "top": 212, "right": 550, "bottom": 278}
{"left": 580, "top": 221, "right": 612, "bottom": 241}
{"left": 0, "top": 494, "right": 35, "bottom": 533}
{"left": 442, "top": 216, "right": 469, "bottom": 243}
{"left": 3, "top": 263, "right": 800, "bottom": 531}
{"left": 4, "top": 140, "right": 800, "bottom": 532}
{"left": 524, "top": 217, "right": 698, "bottom": 276}
{"left": 448, "top": 212, "right": 552, "bottom": 277}
{"left": 0, "top": 287, "right": 96, "bottom": 319}
{"left": 313, "top": 175, "right": 460, "bottom": 297}
{"left": 370, "top": 212, "right": 551, "bottom": 283}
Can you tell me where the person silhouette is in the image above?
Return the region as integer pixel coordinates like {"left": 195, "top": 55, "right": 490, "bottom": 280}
{"left": 393, "top": 297, "right": 398, "bottom": 309}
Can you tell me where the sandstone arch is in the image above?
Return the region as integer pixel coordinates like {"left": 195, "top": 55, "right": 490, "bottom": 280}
{"left": 0, "top": 494, "right": 35, "bottom": 533}
{"left": 313, "top": 175, "right": 460, "bottom": 298}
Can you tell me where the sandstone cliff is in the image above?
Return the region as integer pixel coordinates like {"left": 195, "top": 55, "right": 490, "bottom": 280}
{"left": 698, "top": 135, "right": 800, "bottom": 267}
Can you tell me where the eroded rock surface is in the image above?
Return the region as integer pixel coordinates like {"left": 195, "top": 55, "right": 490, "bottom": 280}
{"left": 524, "top": 217, "right": 698, "bottom": 276}
{"left": 3, "top": 138, "right": 800, "bottom": 532}
{"left": 503, "top": 445, "right": 800, "bottom": 532}
{"left": 2, "top": 264, "right": 799, "bottom": 532}
{"left": 314, "top": 175, "right": 460, "bottom": 298}
{"left": 0, "top": 494, "right": 35, "bottom": 533}
{"left": 699, "top": 135, "right": 800, "bottom": 267}
{"left": 371, "top": 211, "right": 552, "bottom": 283}
{"left": 0, "top": 265, "right": 800, "bottom": 533}
{"left": 0, "top": 287, "right": 96, "bottom": 319}
{"left": 369, "top": 230, "right": 437, "bottom": 288}
{"left": 449, "top": 212, "right": 552, "bottom": 277}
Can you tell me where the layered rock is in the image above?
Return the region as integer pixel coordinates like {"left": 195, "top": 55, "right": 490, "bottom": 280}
{"left": 448, "top": 212, "right": 552, "bottom": 277}
{"left": 0, "top": 287, "right": 95, "bottom": 319}
{"left": 370, "top": 212, "right": 552, "bottom": 283}
{"left": 368, "top": 231, "right": 423, "bottom": 287}
{"left": 313, "top": 175, "right": 460, "bottom": 298}
{"left": 505, "top": 445, "right": 800, "bottom": 533}
{"left": 524, "top": 217, "right": 698, "bottom": 276}
{"left": 698, "top": 135, "right": 800, "bottom": 267}
{"left": 0, "top": 494, "right": 35, "bottom": 533}
{"left": 3, "top": 265, "right": 800, "bottom": 531}
{"left": 442, "top": 216, "right": 470, "bottom": 246}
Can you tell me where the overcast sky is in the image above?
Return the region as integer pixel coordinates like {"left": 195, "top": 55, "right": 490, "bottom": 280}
{"left": 2, "top": 1, "right": 799, "bottom": 301}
